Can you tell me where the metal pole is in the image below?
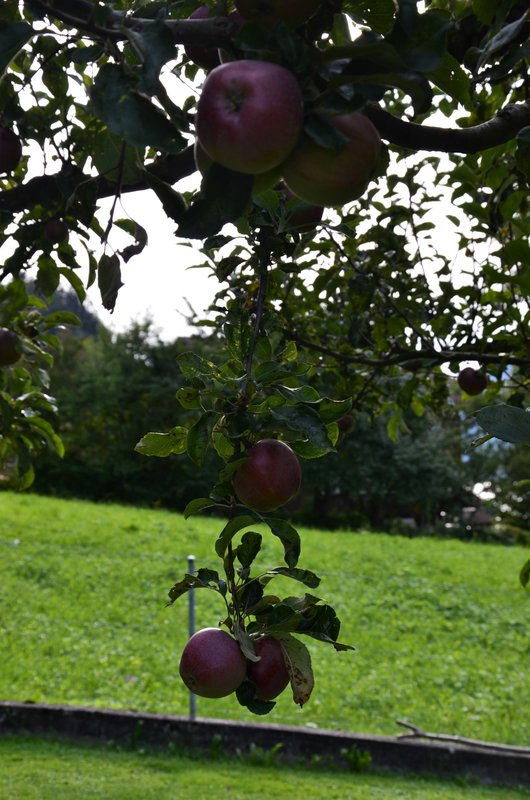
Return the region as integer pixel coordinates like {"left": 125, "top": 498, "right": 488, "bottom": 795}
{"left": 187, "top": 554, "right": 196, "bottom": 721}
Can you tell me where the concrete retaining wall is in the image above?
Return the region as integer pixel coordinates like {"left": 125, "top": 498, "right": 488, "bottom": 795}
{"left": 1, "top": 701, "right": 529, "bottom": 788}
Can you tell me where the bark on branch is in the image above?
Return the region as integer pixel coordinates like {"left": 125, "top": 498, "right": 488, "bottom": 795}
{"left": 289, "top": 333, "right": 530, "bottom": 369}
{"left": 396, "top": 720, "right": 530, "bottom": 756}
{"left": 26, "top": 0, "right": 240, "bottom": 47}
{"left": 0, "top": 147, "right": 196, "bottom": 215}
{"left": 364, "top": 101, "right": 530, "bottom": 154}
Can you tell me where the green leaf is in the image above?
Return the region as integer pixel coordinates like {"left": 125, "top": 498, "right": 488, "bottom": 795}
{"left": 97, "top": 253, "right": 123, "bottom": 312}
{"left": 264, "top": 567, "right": 321, "bottom": 589}
{"left": 167, "top": 568, "right": 227, "bottom": 604}
{"left": 275, "top": 633, "right": 314, "bottom": 707}
{"left": 186, "top": 410, "right": 217, "bottom": 466}
{"left": 235, "top": 680, "right": 275, "bottom": 715}
{"left": 183, "top": 497, "right": 216, "bottom": 518}
{"left": 134, "top": 427, "right": 187, "bottom": 457}
{"left": 473, "top": 404, "right": 530, "bottom": 445}
{"left": 387, "top": 7, "right": 450, "bottom": 73}
{"left": 271, "top": 404, "right": 333, "bottom": 452}
{"left": 90, "top": 63, "right": 185, "bottom": 151}
{"left": 177, "top": 164, "right": 253, "bottom": 240}
{"left": 297, "top": 603, "right": 355, "bottom": 651}
{"left": 43, "top": 311, "right": 80, "bottom": 329}
{"left": 520, "top": 558, "right": 530, "bottom": 589}
{"left": 236, "top": 531, "right": 263, "bottom": 569}
{"left": 25, "top": 416, "right": 64, "bottom": 457}
{"left": 477, "top": 10, "right": 529, "bottom": 71}
{"left": 143, "top": 170, "right": 187, "bottom": 224}
{"left": 277, "top": 385, "right": 320, "bottom": 404}
{"left": 0, "top": 20, "right": 33, "bottom": 75}
{"left": 265, "top": 518, "right": 301, "bottom": 568}
{"left": 58, "top": 268, "right": 86, "bottom": 304}
{"left": 215, "top": 515, "right": 257, "bottom": 559}
{"left": 428, "top": 52, "right": 473, "bottom": 110}
{"left": 347, "top": 0, "right": 396, "bottom": 34}
{"left": 318, "top": 397, "right": 353, "bottom": 423}
{"left": 90, "top": 130, "right": 144, "bottom": 185}
{"left": 129, "top": 21, "right": 177, "bottom": 96}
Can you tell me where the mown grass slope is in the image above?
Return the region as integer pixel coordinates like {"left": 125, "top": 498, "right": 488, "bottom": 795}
{"left": 1, "top": 736, "right": 529, "bottom": 800}
{"left": 0, "top": 492, "right": 527, "bottom": 744}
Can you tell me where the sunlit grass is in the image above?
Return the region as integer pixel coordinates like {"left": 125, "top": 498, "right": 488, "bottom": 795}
{"left": 0, "top": 491, "right": 528, "bottom": 744}
{"left": 1, "top": 736, "right": 529, "bottom": 800}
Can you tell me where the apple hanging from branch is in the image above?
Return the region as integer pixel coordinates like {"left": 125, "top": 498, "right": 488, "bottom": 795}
{"left": 179, "top": 627, "right": 247, "bottom": 698}
{"left": 233, "top": 438, "right": 302, "bottom": 512}
{"left": 0, "top": 328, "right": 21, "bottom": 367}
{"left": 282, "top": 112, "right": 382, "bottom": 207}
{"left": 196, "top": 60, "right": 304, "bottom": 175}
{"left": 0, "top": 127, "right": 22, "bottom": 174}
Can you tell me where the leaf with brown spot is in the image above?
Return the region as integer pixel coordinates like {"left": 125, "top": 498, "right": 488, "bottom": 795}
{"left": 276, "top": 633, "right": 314, "bottom": 707}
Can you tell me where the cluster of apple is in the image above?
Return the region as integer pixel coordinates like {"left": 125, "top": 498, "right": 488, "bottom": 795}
{"left": 189, "top": 2, "right": 382, "bottom": 218}
{"left": 179, "top": 438, "right": 301, "bottom": 702}
{"left": 180, "top": 627, "right": 290, "bottom": 701}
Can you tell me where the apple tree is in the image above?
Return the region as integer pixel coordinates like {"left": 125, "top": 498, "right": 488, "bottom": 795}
{"left": 1, "top": 0, "right": 530, "bottom": 712}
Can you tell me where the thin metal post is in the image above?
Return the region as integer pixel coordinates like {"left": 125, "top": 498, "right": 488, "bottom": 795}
{"left": 187, "top": 554, "right": 196, "bottom": 721}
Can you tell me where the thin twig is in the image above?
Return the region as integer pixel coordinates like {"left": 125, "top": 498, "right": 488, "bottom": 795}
{"left": 396, "top": 720, "right": 530, "bottom": 756}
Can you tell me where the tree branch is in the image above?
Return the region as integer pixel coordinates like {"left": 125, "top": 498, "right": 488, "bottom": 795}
{"left": 364, "top": 101, "right": 530, "bottom": 154}
{"left": 26, "top": 0, "right": 240, "bottom": 47}
{"left": 288, "top": 332, "right": 530, "bottom": 370}
{"left": 396, "top": 720, "right": 530, "bottom": 756}
{"left": 0, "top": 146, "right": 196, "bottom": 215}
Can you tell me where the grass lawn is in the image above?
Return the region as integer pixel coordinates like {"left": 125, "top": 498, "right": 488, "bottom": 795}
{"left": 1, "top": 736, "right": 529, "bottom": 800}
{"left": 0, "top": 491, "right": 528, "bottom": 745}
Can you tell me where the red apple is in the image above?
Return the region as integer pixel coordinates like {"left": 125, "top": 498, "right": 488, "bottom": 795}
{"left": 0, "top": 328, "right": 21, "bottom": 367}
{"left": 196, "top": 60, "right": 303, "bottom": 175}
{"left": 45, "top": 218, "right": 69, "bottom": 244}
{"left": 247, "top": 636, "right": 290, "bottom": 701}
{"left": 233, "top": 438, "right": 302, "bottom": 512}
{"left": 194, "top": 138, "right": 281, "bottom": 194}
{"left": 0, "top": 127, "right": 22, "bottom": 174}
{"left": 282, "top": 112, "right": 382, "bottom": 207}
{"left": 179, "top": 627, "right": 246, "bottom": 698}
{"left": 184, "top": 6, "right": 221, "bottom": 71}
{"left": 457, "top": 367, "right": 488, "bottom": 396}
{"left": 235, "top": 0, "right": 321, "bottom": 27}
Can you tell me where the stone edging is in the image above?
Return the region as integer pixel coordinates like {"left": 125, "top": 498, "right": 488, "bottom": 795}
{"left": 1, "top": 701, "right": 529, "bottom": 788}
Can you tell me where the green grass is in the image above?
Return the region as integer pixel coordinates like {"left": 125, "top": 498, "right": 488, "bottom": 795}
{"left": 0, "top": 491, "right": 528, "bottom": 745}
{"left": 1, "top": 736, "right": 529, "bottom": 800}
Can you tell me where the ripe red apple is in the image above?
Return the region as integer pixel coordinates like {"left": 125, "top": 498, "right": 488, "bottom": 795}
{"left": 233, "top": 439, "right": 302, "bottom": 512}
{"left": 196, "top": 60, "right": 303, "bottom": 175}
{"left": 457, "top": 367, "right": 488, "bottom": 396}
{"left": 0, "top": 328, "right": 21, "bottom": 367}
{"left": 247, "top": 636, "right": 290, "bottom": 701}
{"left": 282, "top": 112, "right": 382, "bottom": 207}
{"left": 45, "top": 218, "right": 69, "bottom": 244}
{"left": 194, "top": 138, "right": 281, "bottom": 194}
{"left": 184, "top": 6, "right": 221, "bottom": 71}
{"left": 179, "top": 627, "right": 246, "bottom": 698}
{"left": 236, "top": 0, "right": 321, "bottom": 27}
{"left": 0, "top": 127, "right": 22, "bottom": 173}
